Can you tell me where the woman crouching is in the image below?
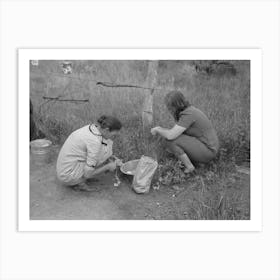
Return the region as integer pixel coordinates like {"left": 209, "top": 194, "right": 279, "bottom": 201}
{"left": 56, "top": 115, "right": 123, "bottom": 191}
{"left": 151, "top": 91, "right": 219, "bottom": 174}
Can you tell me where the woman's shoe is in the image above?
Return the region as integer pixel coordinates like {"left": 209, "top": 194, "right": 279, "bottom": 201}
{"left": 183, "top": 166, "right": 195, "bottom": 175}
{"left": 71, "top": 182, "right": 96, "bottom": 192}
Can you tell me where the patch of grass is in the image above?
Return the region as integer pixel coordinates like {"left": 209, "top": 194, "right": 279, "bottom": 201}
{"left": 181, "top": 162, "right": 250, "bottom": 220}
{"left": 151, "top": 157, "right": 250, "bottom": 220}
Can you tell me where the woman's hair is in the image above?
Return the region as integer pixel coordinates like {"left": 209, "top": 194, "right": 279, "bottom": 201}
{"left": 97, "top": 115, "right": 122, "bottom": 132}
{"left": 164, "top": 91, "right": 190, "bottom": 121}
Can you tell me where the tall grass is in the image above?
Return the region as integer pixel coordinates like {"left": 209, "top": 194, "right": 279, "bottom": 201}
{"left": 31, "top": 60, "right": 250, "bottom": 163}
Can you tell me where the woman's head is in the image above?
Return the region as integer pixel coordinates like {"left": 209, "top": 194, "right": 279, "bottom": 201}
{"left": 164, "top": 91, "right": 190, "bottom": 121}
{"left": 97, "top": 115, "right": 122, "bottom": 138}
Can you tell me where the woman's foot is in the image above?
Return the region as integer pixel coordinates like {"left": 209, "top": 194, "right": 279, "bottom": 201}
{"left": 86, "top": 177, "right": 99, "bottom": 183}
{"left": 183, "top": 166, "right": 195, "bottom": 174}
{"left": 71, "top": 182, "right": 96, "bottom": 192}
{"left": 178, "top": 153, "right": 195, "bottom": 174}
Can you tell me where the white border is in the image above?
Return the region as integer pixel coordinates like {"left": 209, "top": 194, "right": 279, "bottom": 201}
{"left": 18, "top": 49, "right": 262, "bottom": 232}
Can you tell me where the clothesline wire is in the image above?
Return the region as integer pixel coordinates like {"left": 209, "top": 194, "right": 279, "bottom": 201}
{"left": 30, "top": 70, "right": 168, "bottom": 91}
{"left": 31, "top": 69, "right": 175, "bottom": 115}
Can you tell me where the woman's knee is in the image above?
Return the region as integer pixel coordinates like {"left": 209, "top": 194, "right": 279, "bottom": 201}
{"left": 188, "top": 149, "right": 216, "bottom": 163}
{"left": 164, "top": 139, "right": 184, "bottom": 156}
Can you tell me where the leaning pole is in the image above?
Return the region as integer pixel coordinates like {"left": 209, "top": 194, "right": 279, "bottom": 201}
{"left": 142, "top": 60, "right": 158, "bottom": 133}
{"left": 142, "top": 61, "right": 158, "bottom": 156}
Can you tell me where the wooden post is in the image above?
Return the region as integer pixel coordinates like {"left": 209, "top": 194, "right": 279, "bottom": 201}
{"left": 142, "top": 61, "right": 158, "bottom": 157}
{"left": 142, "top": 61, "right": 158, "bottom": 132}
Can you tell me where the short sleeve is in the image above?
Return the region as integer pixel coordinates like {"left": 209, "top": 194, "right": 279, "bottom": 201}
{"left": 177, "top": 111, "right": 195, "bottom": 130}
{"left": 86, "top": 140, "right": 102, "bottom": 167}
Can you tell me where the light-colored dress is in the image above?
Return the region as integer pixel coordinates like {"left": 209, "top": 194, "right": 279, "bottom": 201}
{"left": 56, "top": 124, "right": 112, "bottom": 185}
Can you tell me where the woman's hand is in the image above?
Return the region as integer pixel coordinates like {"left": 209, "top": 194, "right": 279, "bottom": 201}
{"left": 107, "top": 159, "right": 123, "bottom": 171}
{"left": 151, "top": 126, "right": 161, "bottom": 136}
{"left": 107, "top": 161, "right": 117, "bottom": 172}
{"left": 115, "top": 159, "right": 123, "bottom": 167}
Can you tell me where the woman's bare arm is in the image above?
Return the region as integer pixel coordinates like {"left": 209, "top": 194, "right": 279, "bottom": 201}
{"left": 83, "top": 162, "right": 115, "bottom": 179}
{"left": 151, "top": 125, "right": 186, "bottom": 140}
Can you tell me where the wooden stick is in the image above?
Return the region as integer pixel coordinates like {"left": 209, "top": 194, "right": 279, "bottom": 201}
{"left": 42, "top": 96, "right": 89, "bottom": 102}
{"left": 96, "top": 81, "right": 152, "bottom": 90}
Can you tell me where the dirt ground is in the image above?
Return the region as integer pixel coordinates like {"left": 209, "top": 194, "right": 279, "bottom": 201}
{"left": 30, "top": 147, "right": 250, "bottom": 220}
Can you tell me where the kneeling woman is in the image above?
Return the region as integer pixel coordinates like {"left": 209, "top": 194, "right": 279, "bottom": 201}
{"left": 56, "top": 115, "right": 122, "bottom": 190}
{"left": 151, "top": 91, "right": 219, "bottom": 173}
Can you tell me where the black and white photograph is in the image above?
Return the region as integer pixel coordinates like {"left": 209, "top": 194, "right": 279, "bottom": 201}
{"left": 27, "top": 53, "right": 253, "bottom": 222}
{"left": 2, "top": 1, "right": 280, "bottom": 280}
